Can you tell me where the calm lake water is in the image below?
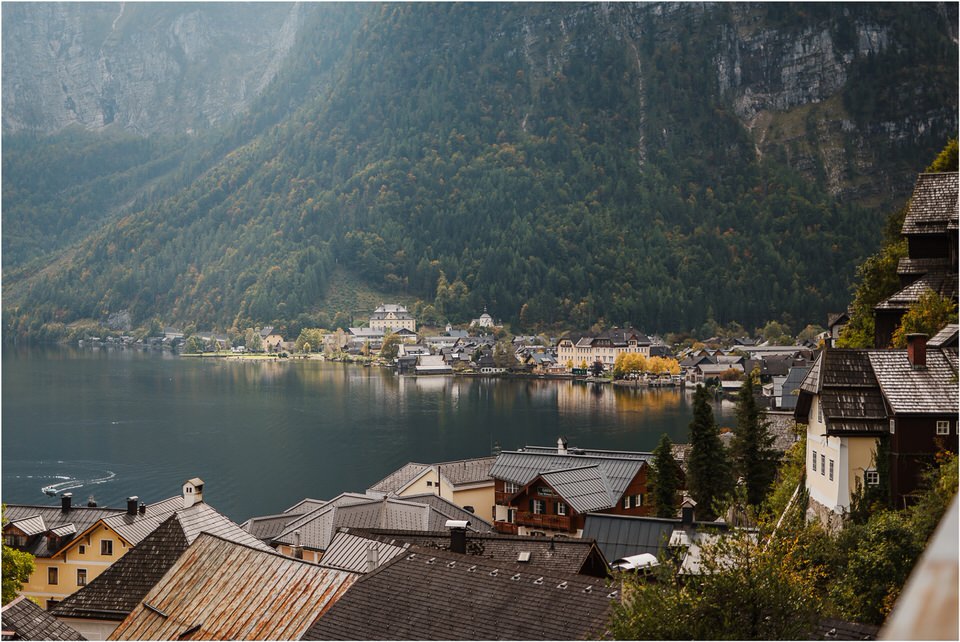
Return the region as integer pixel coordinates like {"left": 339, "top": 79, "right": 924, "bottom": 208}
{"left": 2, "top": 345, "right": 734, "bottom": 522}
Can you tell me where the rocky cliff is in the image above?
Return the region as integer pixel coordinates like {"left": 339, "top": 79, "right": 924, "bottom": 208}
{"left": 2, "top": 2, "right": 302, "bottom": 135}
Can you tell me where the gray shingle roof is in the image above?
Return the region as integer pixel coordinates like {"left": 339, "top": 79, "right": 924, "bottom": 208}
{"left": 869, "top": 349, "right": 959, "bottom": 414}
{"left": 366, "top": 463, "right": 430, "bottom": 494}
{"left": 347, "top": 528, "right": 610, "bottom": 577}
{"left": 303, "top": 547, "right": 616, "bottom": 640}
{"left": 928, "top": 324, "right": 959, "bottom": 347}
{"left": 900, "top": 172, "right": 959, "bottom": 236}
{"left": 437, "top": 457, "right": 497, "bottom": 486}
{"left": 1, "top": 596, "right": 86, "bottom": 640}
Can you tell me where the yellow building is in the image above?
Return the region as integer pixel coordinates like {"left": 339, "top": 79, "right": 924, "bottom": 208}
{"left": 366, "top": 457, "right": 497, "bottom": 522}
{"left": 2, "top": 479, "right": 204, "bottom": 609}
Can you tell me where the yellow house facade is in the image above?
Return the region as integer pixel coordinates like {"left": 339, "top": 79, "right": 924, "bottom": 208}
{"left": 367, "top": 457, "right": 497, "bottom": 522}
{"left": 803, "top": 395, "right": 878, "bottom": 529}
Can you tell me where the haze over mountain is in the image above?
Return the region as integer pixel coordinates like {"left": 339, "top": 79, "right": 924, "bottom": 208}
{"left": 3, "top": 3, "right": 957, "bottom": 339}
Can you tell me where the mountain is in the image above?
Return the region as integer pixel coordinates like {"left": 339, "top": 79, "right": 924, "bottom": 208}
{"left": 2, "top": 3, "right": 957, "bottom": 340}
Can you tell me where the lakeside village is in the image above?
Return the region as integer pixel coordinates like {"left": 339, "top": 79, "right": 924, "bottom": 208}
{"left": 3, "top": 175, "right": 958, "bottom": 640}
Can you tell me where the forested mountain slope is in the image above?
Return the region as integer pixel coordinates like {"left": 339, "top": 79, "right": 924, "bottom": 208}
{"left": 3, "top": 3, "right": 957, "bottom": 339}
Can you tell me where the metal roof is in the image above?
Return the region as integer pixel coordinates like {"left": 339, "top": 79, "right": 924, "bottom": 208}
{"left": 53, "top": 504, "right": 274, "bottom": 621}
{"left": 320, "top": 530, "right": 409, "bottom": 573}
{"left": 2, "top": 504, "right": 124, "bottom": 558}
{"left": 109, "top": 534, "right": 358, "bottom": 641}
{"left": 101, "top": 496, "right": 184, "bottom": 546}
{"left": 581, "top": 513, "right": 680, "bottom": 562}
{"left": 539, "top": 466, "right": 615, "bottom": 513}
{"left": 7, "top": 515, "right": 46, "bottom": 537}
{"left": 490, "top": 449, "right": 650, "bottom": 500}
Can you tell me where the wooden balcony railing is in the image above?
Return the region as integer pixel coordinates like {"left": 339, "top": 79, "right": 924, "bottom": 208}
{"left": 515, "top": 511, "right": 573, "bottom": 532}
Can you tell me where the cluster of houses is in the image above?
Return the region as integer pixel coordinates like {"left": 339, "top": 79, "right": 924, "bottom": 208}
{"left": 18, "top": 172, "right": 954, "bottom": 640}
{"left": 6, "top": 394, "right": 955, "bottom": 640}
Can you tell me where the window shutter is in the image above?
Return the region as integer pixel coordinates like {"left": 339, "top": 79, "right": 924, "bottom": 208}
{"left": 529, "top": 499, "right": 534, "bottom": 512}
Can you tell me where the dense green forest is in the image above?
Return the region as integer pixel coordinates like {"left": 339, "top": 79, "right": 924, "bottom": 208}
{"left": 3, "top": 3, "right": 957, "bottom": 340}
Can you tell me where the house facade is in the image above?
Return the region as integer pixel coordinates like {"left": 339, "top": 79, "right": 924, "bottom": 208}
{"left": 369, "top": 303, "right": 416, "bottom": 333}
{"left": 795, "top": 333, "right": 958, "bottom": 529}
{"left": 367, "top": 457, "right": 497, "bottom": 521}
{"left": 3, "top": 481, "right": 205, "bottom": 609}
{"left": 489, "top": 438, "right": 654, "bottom": 537}
{"left": 556, "top": 328, "right": 651, "bottom": 370}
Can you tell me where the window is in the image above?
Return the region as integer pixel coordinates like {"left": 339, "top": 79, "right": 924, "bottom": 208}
{"left": 812, "top": 450, "right": 817, "bottom": 472}
{"left": 817, "top": 399, "right": 823, "bottom": 424}
{"left": 829, "top": 459, "right": 834, "bottom": 481}
{"left": 889, "top": 418, "right": 896, "bottom": 434}
{"left": 937, "top": 420, "right": 950, "bottom": 435}
{"left": 101, "top": 539, "right": 113, "bottom": 556}
{"left": 4, "top": 534, "right": 26, "bottom": 547}
{"left": 48, "top": 567, "right": 59, "bottom": 585}
{"left": 820, "top": 454, "right": 825, "bottom": 476}
{"left": 78, "top": 545, "right": 86, "bottom": 555}
{"left": 623, "top": 496, "right": 632, "bottom": 509}
{"left": 504, "top": 481, "right": 519, "bottom": 494}
{"left": 507, "top": 508, "right": 516, "bottom": 524}
{"left": 426, "top": 481, "right": 433, "bottom": 487}
{"left": 77, "top": 568, "right": 87, "bottom": 586}
{"left": 865, "top": 470, "right": 880, "bottom": 485}
{"left": 556, "top": 502, "right": 567, "bottom": 516}
{"left": 532, "top": 500, "right": 546, "bottom": 515}
{"left": 635, "top": 494, "right": 644, "bottom": 507}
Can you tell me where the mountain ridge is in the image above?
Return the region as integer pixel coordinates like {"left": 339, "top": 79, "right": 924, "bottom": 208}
{"left": 2, "top": 3, "right": 957, "bottom": 339}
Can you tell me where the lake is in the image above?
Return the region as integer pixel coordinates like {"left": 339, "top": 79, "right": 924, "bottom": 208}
{"left": 1, "top": 345, "right": 735, "bottom": 522}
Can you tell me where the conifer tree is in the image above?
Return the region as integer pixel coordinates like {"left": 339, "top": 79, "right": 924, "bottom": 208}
{"left": 687, "top": 384, "right": 732, "bottom": 520}
{"left": 650, "top": 434, "right": 680, "bottom": 518}
{"left": 732, "top": 370, "right": 778, "bottom": 506}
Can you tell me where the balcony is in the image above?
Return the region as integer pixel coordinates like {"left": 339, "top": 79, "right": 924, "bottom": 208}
{"left": 515, "top": 511, "right": 573, "bottom": 533}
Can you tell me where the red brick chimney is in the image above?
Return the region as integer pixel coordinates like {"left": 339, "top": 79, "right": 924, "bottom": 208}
{"left": 907, "top": 333, "right": 928, "bottom": 368}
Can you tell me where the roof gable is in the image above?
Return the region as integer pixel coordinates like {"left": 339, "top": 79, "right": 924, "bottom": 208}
{"left": 536, "top": 466, "right": 616, "bottom": 513}
{"left": 900, "top": 172, "right": 959, "bottom": 236}
{"left": 490, "top": 449, "right": 650, "bottom": 500}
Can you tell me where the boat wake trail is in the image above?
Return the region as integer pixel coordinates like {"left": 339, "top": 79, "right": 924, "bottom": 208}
{"left": 41, "top": 470, "right": 117, "bottom": 496}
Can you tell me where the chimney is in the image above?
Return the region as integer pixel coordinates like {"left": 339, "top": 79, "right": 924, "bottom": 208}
{"left": 87, "top": 496, "right": 98, "bottom": 508}
{"left": 292, "top": 530, "right": 303, "bottom": 560}
{"left": 139, "top": 502, "right": 146, "bottom": 515}
{"left": 127, "top": 496, "right": 139, "bottom": 516}
{"left": 907, "top": 333, "right": 928, "bottom": 368}
{"left": 446, "top": 519, "right": 470, "bottom": 554}
{"left": 557, "top": 436, "right": 568, "bottom": 455}
{"left": 365, "top": 543, "right": 380, "bottom": 573}
{"left": 182, "top": 478, "right": 204, "bottom": 509}
{"left": 61, "top": 493, "right": 72, "bottom": 512}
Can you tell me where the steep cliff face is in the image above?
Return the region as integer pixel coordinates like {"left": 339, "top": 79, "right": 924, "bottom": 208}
{"left": 2, "top": 3, "right": 302, "bottom": 135}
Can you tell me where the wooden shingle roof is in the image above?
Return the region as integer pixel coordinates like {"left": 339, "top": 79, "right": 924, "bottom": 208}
{"left": 900, "top": 172, "right": 959, "bottom": 236}
{"left": 796, "top": 350, "right": 888, "bottom": 434}
{"left": 108, "top": 534, "right": 358, "bottom": 641}
{"left": 52, "top": 503, "right": 274, "bottom": 622}
{"left": 303, "top": 547, "right": 616, "bottom": 640}
{"left": 1, "top": 596, "right": 86, "bottom": 640}
{"left": 349, "top": 528, "right": 610, "bottom": 577}
{"left": 875, "top": 271, "right": 958, "bottom": 311}
{"left": 869, "top": 349, "right": 959, "bottom": 415}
